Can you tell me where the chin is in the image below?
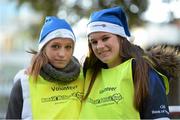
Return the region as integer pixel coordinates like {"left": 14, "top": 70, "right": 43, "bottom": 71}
{"left": 100, "top": 58, "right": 110, "bottom": 63}
{"left": 53, "top": 64, "right": 67, "bottom": 69}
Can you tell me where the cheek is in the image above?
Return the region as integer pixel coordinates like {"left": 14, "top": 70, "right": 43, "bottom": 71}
{"left": 45, "top": 50, "right": 55, "bottom": 60}
{"left": 67, "top": 53, "right": 72, "bottom": 60}
{"left": 66, "top": 50, "right": 73, "bottom": 58}
{"left": 68, "top": 49, "right": 73, "bottom": 55}
{"left": 91, "top": 46, "right": 97, "bottom": 54}
{"left": 113, "top": 44, "right": 121, "bottom": 56}
{"left": 112, "top": 38, "right": 121, "bottom": 50}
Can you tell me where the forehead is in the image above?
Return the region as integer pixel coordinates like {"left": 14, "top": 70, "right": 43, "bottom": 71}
{"left": 89, "top": 32, "right": 112, "bottom": 39}
{"left": 48, "top": 38, "right": 74, "bottom": 44}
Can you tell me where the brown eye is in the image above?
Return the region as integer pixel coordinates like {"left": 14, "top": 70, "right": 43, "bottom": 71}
{"left": 102, "top": 37, "right": 109, "bottom": 42}
{"left": 51, "top": 45, "right": 60, "bottom": 49}
{"left": 90, "top": 40, "right": 98, "bottom": 46}
{"left": 65, "top": 45, "right": 72, "bottom": 50}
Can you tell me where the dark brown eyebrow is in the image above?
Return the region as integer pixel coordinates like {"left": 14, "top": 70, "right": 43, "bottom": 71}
{"left": 102, "top": 33, "right": 111, "bottom": 37}
{"left": 89, "top": 33, "right": 112, "bottom": 41}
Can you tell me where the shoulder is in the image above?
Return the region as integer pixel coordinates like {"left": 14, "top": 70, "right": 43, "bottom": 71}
{"left": 132, "top": 59, "right": 167, "bottom": 93}
{"left": 13, "top": 69, "right": 27, "bottom": 83}
{"left": 140, "top": 68, "right": 170, "bottom": 119}
{"left": 148, "top": 68, "right": 167, "bottom": 95}
{"left": 9, "top": 80, "right": 23, "bottom": 104}
{"left": 12, "top": 79, "right": 22, "bottom": 95}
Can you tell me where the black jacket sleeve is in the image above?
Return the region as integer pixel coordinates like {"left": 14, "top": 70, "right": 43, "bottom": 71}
{"left": 140, "top": 68, "right": 170, "bottom": 119}
{"left": 132, "top": 60, "right": 169, "bottom": 119}
{"left": 6, "top": 79, "right": 23, "bottom": 119}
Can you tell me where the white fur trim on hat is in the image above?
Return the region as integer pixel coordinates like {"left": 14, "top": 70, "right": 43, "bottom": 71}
{"left": 38, "top": 29, "right": 75, "bottom": 51}
{"left": 87, "top": 21, "right": 129, "bottom": 39}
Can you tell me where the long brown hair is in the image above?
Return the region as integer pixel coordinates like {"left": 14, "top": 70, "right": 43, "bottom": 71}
{"left": 83, "top": 36, "right": 151, "bottom": 111}
{"left": 27, "top": 48, "right": 48, "bottom": 81}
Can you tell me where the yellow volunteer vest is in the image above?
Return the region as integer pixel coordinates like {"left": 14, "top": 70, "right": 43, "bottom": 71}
{"left": 79, "top": 58, "right": 169, "bottom": 119}
{"left": 29, "top": 71, "right": 84, "bottom": 119}
{"left": 80, "top": 59, "right": 140, "bottom": 119}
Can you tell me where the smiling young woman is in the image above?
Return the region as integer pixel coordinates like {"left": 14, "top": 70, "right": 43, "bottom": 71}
{"left": 80, "top": 6, "right": 170, "bottom": 119}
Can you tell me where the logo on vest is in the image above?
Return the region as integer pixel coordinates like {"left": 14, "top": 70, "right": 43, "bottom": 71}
{"left": 99, "top": 87, "right": 117, "bottom": 94}
{"left": 41, "top": 92, "right": 83, "bottom": 103}
{"left": 51, "top": 85, "right": 77, "bottom": 91}
{"left": 87, "top": 93, "right": 123, "bottom": 107}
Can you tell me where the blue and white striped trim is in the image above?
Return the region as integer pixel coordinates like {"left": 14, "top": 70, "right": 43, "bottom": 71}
{"left": 38, "top": 29, "right": 75, "bottom": 51}
{"left": 87, "top": 21, "right": 130, "bottom": 40}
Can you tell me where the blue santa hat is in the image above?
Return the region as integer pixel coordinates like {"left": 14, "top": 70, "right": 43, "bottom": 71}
{"left": 38, "top": 16, "right": 76, "bottom": 51}
{"left": 87, "top": 6, "right": 131, "bottom": 40}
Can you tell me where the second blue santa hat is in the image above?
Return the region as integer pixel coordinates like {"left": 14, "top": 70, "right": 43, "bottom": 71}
{"left": 87, "top": 6, "right": 131, "bottom": 40}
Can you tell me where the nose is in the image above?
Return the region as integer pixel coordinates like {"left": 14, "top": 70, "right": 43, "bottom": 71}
{"left": 57, "top": 48, "right": 66, "bottom": 58}
{"left": 96, "top": 40, "right": 105, "bottom": 49}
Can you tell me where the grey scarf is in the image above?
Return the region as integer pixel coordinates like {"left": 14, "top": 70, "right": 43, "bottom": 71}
{"left": 40, "top": 57, "right": 80, "bottom": 83}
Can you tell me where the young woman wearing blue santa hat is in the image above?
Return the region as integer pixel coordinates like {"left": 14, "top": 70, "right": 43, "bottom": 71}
{"left": 6, "top": 16, "right": 84, "bottom": 119}
{"left": 80, "top": 6, "right": 170, "bottom": 119}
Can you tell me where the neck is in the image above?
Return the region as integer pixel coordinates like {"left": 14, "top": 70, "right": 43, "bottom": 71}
{"left": 108, "top": 58, "right": 122, "bottom": 68}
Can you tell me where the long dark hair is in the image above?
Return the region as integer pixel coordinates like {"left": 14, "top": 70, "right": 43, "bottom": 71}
{"left": 83, "top": 36, "right": 151, "bottom": 111}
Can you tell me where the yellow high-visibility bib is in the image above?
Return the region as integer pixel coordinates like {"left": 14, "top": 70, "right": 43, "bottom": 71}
{"left": 80, "top": 58, "right": 169, "bottom": 119}
{"left": 29, "top": 71, "right": 84, "bottom": 119}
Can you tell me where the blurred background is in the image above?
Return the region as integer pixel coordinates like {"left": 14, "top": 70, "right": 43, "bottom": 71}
{"left": 0, "top": 0, "right": 179, "bottom": 118}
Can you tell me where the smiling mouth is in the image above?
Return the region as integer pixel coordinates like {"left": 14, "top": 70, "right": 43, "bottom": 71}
{"left": 99, "top": 50, "right": 110, "bottom": 55}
